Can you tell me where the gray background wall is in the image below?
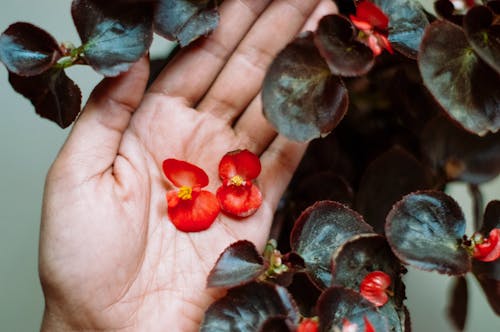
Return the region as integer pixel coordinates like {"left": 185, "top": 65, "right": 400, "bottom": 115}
{"left": 0, "top": 1, "right": 498, "bottom": 331}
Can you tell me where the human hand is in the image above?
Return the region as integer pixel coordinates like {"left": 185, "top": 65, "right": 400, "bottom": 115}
{"left": 39, "top": 1, "right": 337, "bottom": 331}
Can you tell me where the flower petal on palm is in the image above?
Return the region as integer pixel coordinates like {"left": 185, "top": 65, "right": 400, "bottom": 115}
{"left": 218, "top": 149, "right": 261, "bottom": 181}
{"left": 216, "top": 184, "right": 263, "bottom": 218}
{"left": 167, "top": 190, "right": 220, "bottom": 232}
{"left": 163, "top": 159, "right": 209, "bottom": 188}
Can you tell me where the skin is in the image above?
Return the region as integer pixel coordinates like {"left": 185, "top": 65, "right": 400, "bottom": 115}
{"left": 39, "top": 0, "right": 337, "bottom": 331}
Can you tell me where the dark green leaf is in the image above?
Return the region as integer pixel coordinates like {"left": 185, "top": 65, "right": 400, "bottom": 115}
{"left": 9, "top": 69, "right": 81, "bottom": 128}
{"left": 389, "top": 66, "right": 440, "bottom": 135}
{"left": 317, "top": 287, "right": 389, "bottom": 332}
{"left": 373, "top": 0, "right": 429, "bottom": 58}
{"left": 207, "top": 240, "right": 266, "bottom": 288}
{"left": 418, "top": 20, "right": 500, "bottom": 135}
{"left": 336, "top": 0, "right": 356, "bottom": 16}
{"left": 72, "top": 0, "right": 153, "bottom": 76}
{"left": 469, "top": 184, "right": 485, "bottom": 230}
{"left": 385, "top": 190, "right": 471, "bottom": 275}
{"left": 314, "top": 14, "right": 374, "bottom": 76}
{"left": 290, "top": 172, "right": 354, "bottom": 219}
{"left": 377, "top": 303, "right": 405, "bottom": 332}
{"left": 355, "top": 146, "right": 434, "bottom": 233}
{"left": 0, "top": 22, "right": 60, "bottom": 76}
{"left": 482, "top": 200, "right": 500, "bottom": 232}
{"left": 447, "top": 276, "right": 468, "bottom": 331}
{"left": 434, "top": 0, "right": 455, "bottom": 18}
{"left": 464, "top": 5, "right": 500, "bottom": 74}
{"left": 472, "top": 260, "right": 500, "bottom": 315}
{"left": 262, "top": 32, "right": 348, "bottom": 142}
{"left": 290, "top": 201, "right": 373, "bottom": 289}
{"left": 200, "top": 282, "right": 300, "bottom": 332}
{"left": 331, "top": 234, "right": 403, "bottom": 305}
{"left": 421, "top": 116, "right": 500, "bottom": 184}
{"left": 286, "top": 272, "right": 322, "bottom": 317}
{"left": 154, "top": 0, "right": 219, "bottom": 47}
{"left": 332, "top": 234, "right": 406, "bottom": 332}
{"left": 434, "top": 0, "right": 463, "bottom": 26}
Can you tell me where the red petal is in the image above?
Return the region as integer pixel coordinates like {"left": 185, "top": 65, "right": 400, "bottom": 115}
{"left": 360, "top": 271, "right": 391, "bottom": 307}
{"left": 363, "top": 317, "right": 375, "bottom": 332}
{"left": 474, "top": 228, "right": 500, "bottom": 262}
{"left": 163, "top": 159, "right": 209, "bottom": 188}
{"left": 218, "top": 149, "right": 261, "bottom": 181}
{"left": 367, "top": 35, "right": 382, "bottom": 56}
{"left": 216, "top": 183, "right": 263, "bottom": 218}
{"left": 167, "top": 190, "right": 220, "bottom": 232}
{"left": 350, "top": 15, "right": 373, "bottom": 31}
{"left": 356, "top": 1, "right": 389, "bottom": 30}
{"left": 378, "top": 34, "right": 393, "bottom": 54}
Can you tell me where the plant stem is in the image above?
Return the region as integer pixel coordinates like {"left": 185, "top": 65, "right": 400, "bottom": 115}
{"left": 468, "top": 184, "right": 483, "bottom": 231}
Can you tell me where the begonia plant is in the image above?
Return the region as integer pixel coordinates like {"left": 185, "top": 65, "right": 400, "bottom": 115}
{"left": 1, "top": 0, "right": 499, "bottom": 331}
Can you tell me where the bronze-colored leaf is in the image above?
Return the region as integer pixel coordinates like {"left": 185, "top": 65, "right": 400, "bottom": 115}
{"left": 262, "top": 32, "right": 348, "bottom": 142}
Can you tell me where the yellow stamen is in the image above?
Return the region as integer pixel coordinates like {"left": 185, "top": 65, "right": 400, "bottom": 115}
{"left": 178, "top": 186, "right": 193, "bottom": 200}
{"left": 230, "top": 175, "right": 245, "bottom": 186}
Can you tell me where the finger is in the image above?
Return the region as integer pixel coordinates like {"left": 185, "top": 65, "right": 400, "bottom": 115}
{"left": 148, "top": 0, "right": 271, "bottom": 106}
{"left": 259, "top": 135, "right": 308, "bottom": 211}
{"left": 234, "top": 95, "right": 276, "bottom": 155}
{"left": 55, "top": 56, "right": 150, "bottom": 180}
{"left": 301, "top": 0, "right": 338, "bottom": 32}
{"left": 197, "top": 0, "right": 337, "bottom": 123}
{"left": 233, "top": 0, "right": 338, "bottom": 153}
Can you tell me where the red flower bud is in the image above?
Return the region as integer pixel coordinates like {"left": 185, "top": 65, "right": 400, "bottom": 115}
{"left": 360, "top": 271, "right": 392, "bottom": 307}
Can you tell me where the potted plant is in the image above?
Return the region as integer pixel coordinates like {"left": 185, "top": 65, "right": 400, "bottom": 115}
{"left": 0, "top": 0, "right": 498, "bottom": 331}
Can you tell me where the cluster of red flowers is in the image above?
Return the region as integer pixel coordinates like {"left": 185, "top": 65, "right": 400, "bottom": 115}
{"left": 294, "top": 271, "right": 391, "bottom": 332}
{"left": 162, "top": 149, "right": 262, "bottom": 232}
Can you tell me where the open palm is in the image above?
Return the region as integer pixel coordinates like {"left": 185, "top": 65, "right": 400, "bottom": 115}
{"left": 39, "top": 1, "right": 336, "bottom": 331}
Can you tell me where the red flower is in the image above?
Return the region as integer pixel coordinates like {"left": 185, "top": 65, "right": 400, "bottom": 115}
{"left": 473, "top": 228, "right": 500, "bottom": 262}
{"left": 216, "top": 149, "right": 263, "bottom": 217}
{"left": 359, "top": 271, "right": 392, "bottom": 307}
{"left": 297, "top": 318, "right": 318, "bottom": 332}
{"left": 163, "top": 159, "right": 220, "bottom": 232}
{"left": 350, "top": 1, "right": 393, "bottom": 56}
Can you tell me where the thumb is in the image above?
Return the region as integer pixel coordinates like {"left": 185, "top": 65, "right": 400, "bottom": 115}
{"left": 55, "top": 56, "right": 150, "bottom": 181}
